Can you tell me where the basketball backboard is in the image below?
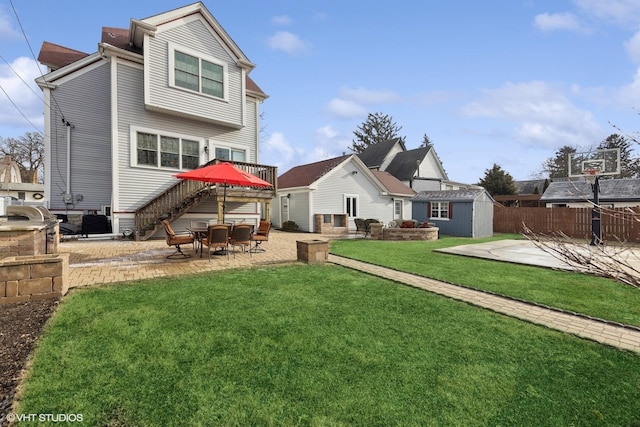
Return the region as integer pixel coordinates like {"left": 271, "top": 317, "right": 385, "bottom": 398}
{"left": 568, "top": 148, "right": 620, "bottom": 177}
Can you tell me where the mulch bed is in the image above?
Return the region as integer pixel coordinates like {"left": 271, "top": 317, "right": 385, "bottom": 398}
{"left": 0, "top": 298, "right": 59, "bottom": 425}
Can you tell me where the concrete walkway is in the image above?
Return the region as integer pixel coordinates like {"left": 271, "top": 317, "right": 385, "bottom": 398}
{"left": 58, "top": 234, "right": 640, "bottom": 354}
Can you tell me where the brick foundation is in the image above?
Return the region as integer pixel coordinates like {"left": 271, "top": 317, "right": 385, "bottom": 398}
{"left": 0, "top": 254, "right": 69, "bottom": 304}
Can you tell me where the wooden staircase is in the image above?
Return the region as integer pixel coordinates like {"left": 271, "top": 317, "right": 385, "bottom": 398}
{"left": 133, "top": 160, "right": 277, "bottom": 240}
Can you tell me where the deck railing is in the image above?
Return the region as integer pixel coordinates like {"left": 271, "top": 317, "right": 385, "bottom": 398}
{"left": 133, "top": 160, "right": 277, "bottom": 239}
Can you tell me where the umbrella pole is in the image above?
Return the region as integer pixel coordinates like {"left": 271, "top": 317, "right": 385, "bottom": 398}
{"left": 222, "top": 183, "right": 227, "bottom": 223}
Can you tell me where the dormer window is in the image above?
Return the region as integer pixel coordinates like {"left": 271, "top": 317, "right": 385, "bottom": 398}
{"left": 169, "top": 43, "right": 227, "bottom": 100}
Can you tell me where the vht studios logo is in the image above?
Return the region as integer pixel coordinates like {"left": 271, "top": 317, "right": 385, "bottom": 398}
{"left": 3, "top": 413, "right": 84, "bottom": 423}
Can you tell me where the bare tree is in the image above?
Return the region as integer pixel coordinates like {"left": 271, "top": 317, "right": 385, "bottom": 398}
{"left": 0, "top": 132, "right": 44, "bottom": 183}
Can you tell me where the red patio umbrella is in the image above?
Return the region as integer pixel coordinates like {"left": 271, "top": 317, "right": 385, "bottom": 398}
{"left": 175, "top": 162, "right": 272, "bottom": 222}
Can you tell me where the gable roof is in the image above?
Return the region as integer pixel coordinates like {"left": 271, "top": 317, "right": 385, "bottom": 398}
{"left": 37, "top": 5, "right": 266, "bottom": 97}
{"left": 371, "top": 170, "right": 416, "bottom": 197}
{"left": 278, "top": 155, "right": 350, "bottom": 189}
{"left": 514, "top": 179, "right": 547, "bottom": 195}
{"left": 412, "top": 189, "right": 491, "bottom": 202}
{"left": 385, "top": 146, "right": 431, "bottom": 181}
{"left": 357, "top": 138, "right": 405, "bottom": 169}
{"left": 540, "top": 178, "right": 640, "bottom": 202}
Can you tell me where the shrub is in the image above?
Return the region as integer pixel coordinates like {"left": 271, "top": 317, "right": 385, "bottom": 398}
{"left": 282, "top": 220, "right": 299, "bottom": 232}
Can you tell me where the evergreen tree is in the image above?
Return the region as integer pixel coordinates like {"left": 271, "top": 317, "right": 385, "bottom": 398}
{"left": 477, "top": 164, "right": 518, "bottom": 196}
{"left": 541, "top": 145, "right": 577, "bottom": 178}
{"left": 350, "top": 112, "right": 405, "bottom": 153}
{"left": 597, "top": 133, "right": 640, "bottom": 178}
{"left": 420, "top": 133, "right": 433, "bottom": 148}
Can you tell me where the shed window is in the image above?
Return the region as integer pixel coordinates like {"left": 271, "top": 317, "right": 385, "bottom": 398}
{"left": 430, "top": 202, "right": 450, "bottom": 219}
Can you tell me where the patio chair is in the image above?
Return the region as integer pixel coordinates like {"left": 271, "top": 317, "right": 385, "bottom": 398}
{"left": 201, "top": 224, "right": 230, "bottom": 261}
{"left": 365, "top": 219, "right": 381, "bottom": 235}
{"left": 354, "top": 218, "right": 367, "bottom": 236}
{"left": 251, "top": 220, "right": 271, "bottom": 253}
{"left": 189, "top": 220, "right": 208, "bottom": 251}
{"left": 162, "top": 219, "right": 194, "bottom": 259}
{"left": 229, "top": 224, "right": 253, "bottom": 258}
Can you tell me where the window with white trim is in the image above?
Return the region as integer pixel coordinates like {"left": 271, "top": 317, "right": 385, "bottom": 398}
{"left": 135, "top": 131, "right": 200, "bottom": 170}
{"left": 215, "top": 147, "right": 245, "bottom": 162}
{"left": 430, "top": 201, "right": 450, "bottom": 219}
{"left": 170, "top": 43, "right": 227, "bottom": 100}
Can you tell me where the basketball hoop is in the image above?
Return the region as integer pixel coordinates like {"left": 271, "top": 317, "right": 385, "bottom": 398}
{"left": 584, "top": 168, "right": 600, "bottom": 184}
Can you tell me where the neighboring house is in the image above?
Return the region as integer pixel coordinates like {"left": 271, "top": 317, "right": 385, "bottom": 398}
{"left": 35, "top": 2, "right": 274, "bottom": 237}
{"left": 0, "top": 157, "right": 45, "bottom": 203}
{"left": 493, "top": 179, "right": 547, "bottom": 207}
{"left": 274, "top": 155, "right": 415, "bottom": 232}
{"left": 540, "top": 178, "right": 640, "bottom": 208}
{"left": 357, "top": 138, "right": 479, "bottom": 191}
{"left": 411, "top": 189, "right": 494, "bottom": 238}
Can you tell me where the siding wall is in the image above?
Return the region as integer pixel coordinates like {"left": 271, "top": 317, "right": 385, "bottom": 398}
{"left": 146, "top": 18, "right": 244, "bottom": 126}
{"left": 47, "top": 63, "right": 112, "bottom": 212}
{"left": 116, "top": 62, "right": 259, "bottom": 212}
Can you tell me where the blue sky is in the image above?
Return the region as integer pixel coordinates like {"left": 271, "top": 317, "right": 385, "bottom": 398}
{"left": 2, "top": 1, "right": 640, "bottom": 184}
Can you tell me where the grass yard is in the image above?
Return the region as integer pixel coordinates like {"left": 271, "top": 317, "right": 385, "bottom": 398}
{"left": 15, "top": 264, "right": 640, "bottom": 426}
{"left": 330, "top": 235, "right": 640, "bottom": 327}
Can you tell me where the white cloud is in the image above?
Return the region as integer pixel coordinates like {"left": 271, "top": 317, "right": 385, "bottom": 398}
{"left": 624, "top": 30, "right": 640, "bottom": 63}
{"left": 338, "top": 86, "right": 401, "bottom": 104}
{"left": 573, "top": 0, "right": 640, "bottom": 27}
{"left": 0, "top": 56, "right": 44, "bottom": 133}
{"left": 325, "top": 98, "right": 367, "bottom": 119}
{"left": 265, "top": 31, "right": 308, "bottom": 55}
{"left": 0, "top": 6, "right": 20, "bottom": 40}
{"left": 533, "top": 12, "right": 582, "bottom": 32}
{"left": 271, "top": 15, "right": 292, "bottom": 26}
{"left": 261, "top": 132, "right": 299, "bottom": 169}
{"left": 461, "top": 81, "right": 601, "bottom": 148}
{"left": 325, "top": 86, "right": 402, "bottom": 119}
{"left": 615, "top": 67, "right": 640, "bottom": 107}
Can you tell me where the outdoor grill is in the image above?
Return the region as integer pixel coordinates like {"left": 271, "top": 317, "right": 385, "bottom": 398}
{"left": 1, "top": 205, "right": 60, "bottom": 254}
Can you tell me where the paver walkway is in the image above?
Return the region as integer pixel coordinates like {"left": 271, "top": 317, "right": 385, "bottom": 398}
{"left": 58, "top": 233, "right": 640, "bottom": 354}
{"left": 329, "top": 254, "right": 640, "bottom": 354}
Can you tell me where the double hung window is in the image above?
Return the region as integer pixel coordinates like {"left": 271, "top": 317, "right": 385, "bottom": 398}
{"left": 214, "top": 147, "right": 245, "bottom": 162}
{"left": 134, "top": 131, "right": 200, "bottom": 170}
{"left": 171, "top": 44, "right": 226, "bottom": 99}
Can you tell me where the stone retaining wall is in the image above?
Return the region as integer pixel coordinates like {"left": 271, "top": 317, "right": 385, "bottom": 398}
{"left": 370, "top": 223, "right": 439, "bottom": 241}
{"left": 0, "top": 254, "right": 69, "bottom": 304}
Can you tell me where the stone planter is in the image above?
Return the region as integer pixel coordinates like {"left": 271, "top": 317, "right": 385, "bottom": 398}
{"left": 0, "top": 253, "right": 69, "bottom": 304}
{"left": 296, "top": 239, "right": 329, "bottom": 264}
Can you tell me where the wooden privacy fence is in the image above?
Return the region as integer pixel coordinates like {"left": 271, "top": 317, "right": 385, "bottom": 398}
{"left": 493, "top": 206, "right": 640, "bottom": 242}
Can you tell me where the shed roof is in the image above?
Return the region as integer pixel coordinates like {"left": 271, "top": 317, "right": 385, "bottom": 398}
{"left": 540, "top": 178, "right": 640, "bottom": 202}
{"left": 412, "top": 189, "right": 489, "bottom": 202}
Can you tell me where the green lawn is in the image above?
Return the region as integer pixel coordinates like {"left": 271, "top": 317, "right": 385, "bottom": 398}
{"left": 15, "top": 264, "right": 640, "bottom": 426}
{"left": 329, "top": 235, "right": 640, "bottom": 327}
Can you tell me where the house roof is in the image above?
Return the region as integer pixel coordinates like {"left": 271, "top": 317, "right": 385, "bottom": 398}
{"left": 37, "top": 12, "right": 266, "bottom": 97}
{"left": 371, "top": 170, "right": 416, "bottom": 197}
{"left": 357, "top": 138, "right": 404, "bottom": 168}
{"left": 278, "top": 155, "right": 350, "bottom": 189}
{"left": 540, "top": 178, "right": 640, "bottom": 202}
{"left": 515, "top": 179, "right": 547, "bottom": 195}
{"left": 385, "top": 146, "right": 431, "bottom": 181}
{"left": 412, "top": 189, "right": 490, "bottom": 202}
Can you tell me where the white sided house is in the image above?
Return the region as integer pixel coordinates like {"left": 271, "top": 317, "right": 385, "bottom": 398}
{"left": 36, "top": 2, "right": 275, "bottom": 238}
{"left": 273, "top": 155, "right": 416, "bottom": 233}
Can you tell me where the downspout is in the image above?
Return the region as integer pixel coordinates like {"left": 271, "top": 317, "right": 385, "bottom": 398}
{"left": 64, "top": 120, "right": 74, "bottom": 204}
